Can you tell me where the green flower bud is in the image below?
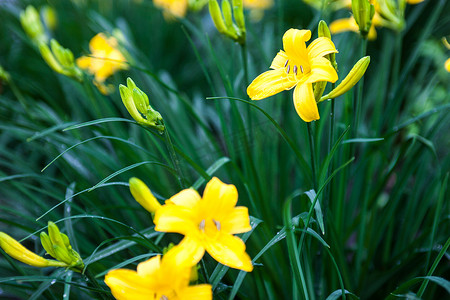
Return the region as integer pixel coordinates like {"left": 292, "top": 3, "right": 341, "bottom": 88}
{"left": 20, "top": 6, "right": 48, "bottom": 44}
{"left": 351, "top": 0, "right": 375, "bottom": 38}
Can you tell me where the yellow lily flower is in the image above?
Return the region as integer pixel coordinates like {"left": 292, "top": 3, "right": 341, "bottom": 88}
{"left": 153, "top": 0, "right": 188, "bottom": 18}
{"left": 243, "top": 0, "right": 273, "bottom": 21}
{"left": 154, "top": 177, "right": 253, "bottom": 272}
{"left": 247, "top": 29, "right": 338, "bottom": 122}
{"left": 445, "top": 58, "right": 450, "bottom": 72}
{"left": 105, "top": 247, "right": 212, "bottom": 300}
{"left": 76, "top": 33, "right": 128, "bottom": 84}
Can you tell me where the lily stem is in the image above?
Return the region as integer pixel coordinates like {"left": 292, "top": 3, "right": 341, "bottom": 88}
{"left": 353, "top": 38, "right": 368, "bottom": 139}
{"left": 307, "top": 122, "right": 317, "bottom": 191}
{"left": 163, "top": 122, "right": 186, "bottom": 189}
{"left": 83, "top": 268, "right": 113, "bottom": 300}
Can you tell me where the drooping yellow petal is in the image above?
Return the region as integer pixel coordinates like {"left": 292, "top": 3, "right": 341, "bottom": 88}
{"left": 329, "top": 18, "right": 359, "bottom": 35}
{"left": 307, "top": 37, "right": 338, "bottom": 59}
{"left": 445, "top": 58, "right": 450, "bottom": 72}
{"left": 179, "top": 285, "right": 213, "bottom": 300}
{"left": 270, "top": 50, "right": 289, "bottom": 69}
{"left": 247, "top": 69, "right": 296, "bottom": 100}
{"left": 282, "top": 29, "right": 311, "bottom": 65}
{"left": 75, "top": 56, "right": 91, "bottom": 69}
{"left": 166, "top": 189, "right": 201, "bottom": 208}
{"left": 170, "top": 237, "right": 206, "bottom": 266}
{"left": 204, "top": 233, "right": 253, "bottom": 272}
{"left": 201, "top": 177, "right": 238, "bottom": 217}
{"left": 305, "top": 57, "right": 338, "bottom": 84}
{"left": 105, "top": 269, "right": 151, "bottom": 300}
{"left": 136, "top": 255, "right": 160, "bottom": 277}
{"left": 293, "top": 83, "right": 320, "bottom": 122}
{"left": 221, "top": 207, "right": 252, "bottom": 234}
{"left": 154, "top": 205, "right": 196, "bottom": 235}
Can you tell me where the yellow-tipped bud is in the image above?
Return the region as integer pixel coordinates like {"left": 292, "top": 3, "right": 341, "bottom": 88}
{"left": 222, "top": 0, "right": 234, "bottom": 29}
{"left": 129, "top": 177, "right": 162, "bottom": 214}
{"left": 39, "top": 39, "right": 83, "bottom": 81}
{"left": 119, "top": 78, "right": 164, "bottom": 132}
{"left": 232, "top": 0, "right": 245, "bottom": 31}
{"left": 319, "top": 56, "right": 370, "bottom": 102}
{"left": 209, "top": 0, "right": 231, "bottom": 36}
{"left": 20, "top": 6, "right": 48, "bottom": 45}
{"left": 351, "top": 0, "right": 375, "bottom": 38}
{"left": 41, "top": 5, "right": 58, "bottom": 31}
{"left": 0, "top": 232, "right": 66, "bottom": 268}
{"left": 40, "top": 232, "right": 57, "bottom": 258}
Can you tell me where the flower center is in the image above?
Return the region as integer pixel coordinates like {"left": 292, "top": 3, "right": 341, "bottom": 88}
{"left": 284, "top": 59, "right": 305, "bottom": 78}
{"left": 198, "top": 219, "right": 222, "bottom": 238}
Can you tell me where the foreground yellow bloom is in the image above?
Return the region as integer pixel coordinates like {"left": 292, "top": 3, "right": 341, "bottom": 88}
{"left": 76, "top": 33, "right": 128, "bottom": 83}
{"left": 247, "top": 29, "right": 338, "bottom": 122}
{"left": 154, "top": 177, "right": 253, "bottom": 271}
{"left": 153, "top": 0, "right": 188, "bottom": 18}
{"left": 105, "top": 247, "right": 212, "bottom": 300}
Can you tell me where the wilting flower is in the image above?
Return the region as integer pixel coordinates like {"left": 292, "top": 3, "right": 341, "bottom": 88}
{"left": 0, "top": 222, "right": 83, "bottom": 271}
{"left": 76, "top": 33, "right": 128, "bottom": 85}
{"left": 105, "top": 246, "right": 212, "bottom": 300}
{"left": 247, "top": 29, "right": 338, "bottom": 122}
{"left": 154, "top": 177, "right": 253, "bottom": 272}
{"left": 153, "top": 0, "right": 188, "bottom": 18}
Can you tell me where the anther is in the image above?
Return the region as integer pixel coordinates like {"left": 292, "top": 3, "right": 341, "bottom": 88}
{"left": 284, "top": 60, "right": 289, "bottom": 67}
{"left": 160, "top": 296, "right": 168, "bottom": 300}
{"left": 199, "top": 220, "right": 206, "bottom": 231}
{"left": 286, "top": 65, "right": 290, "bottom": 74}
{"left": 300, "top": 65, "right": 304, "bottom": 73}
{"left": 293, "top": 65, "right": 298, "bottom": 75}
{"left": 213, "top": 219, "right": 221, "bottom": 231}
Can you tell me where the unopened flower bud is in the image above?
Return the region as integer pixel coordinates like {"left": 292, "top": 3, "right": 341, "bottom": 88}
{"left": 319, "top": 56, "right": 370, "bottom": 102}
{"left": 129, "top": 177, "right": 162, "bottom": 214}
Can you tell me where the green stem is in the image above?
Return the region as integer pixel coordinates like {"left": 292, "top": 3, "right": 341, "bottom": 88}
{"left": 307, "top": 122, "right": 317, "bottom": 191}
{"left": 353, "top": 38, "right": 368, "bottom": 138}
{"left": 163, "top": 122, "right": 186, "bottom": 188}
{"left": 83, "top": 268, "right": 113, "bottom": 300}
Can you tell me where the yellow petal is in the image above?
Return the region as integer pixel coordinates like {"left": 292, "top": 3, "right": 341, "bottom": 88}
{"left": 406, "top": 0, "right": 424, "bottom": 4}
{"left": 136, "top": 255, "right": 160, "bottom": 277}
{"left": 247, "top": 69, "right": 296, "bottom": 100}
{"left": 445, "top": 58, "right": 450, "bottom": 73}
{"left": 367, "top": 25, "right": 377, "bottom": 40}
{"left": 270, "top": 50, "right": 288, "bottom": 69}
{"left": 76, "top": 56, "right": 92, "bottom": 69}
{"left": 305, "top": 57, "right": 338, "bottom": 84}
{"left": 89, "top": 33, "right": 110, "bottom": 52}
{"left": 293, "top": 83, "right": 320, "bottom": 122}
{"left": 204, "top": 233, "right": 253, "bottom": 272}
{"left": 307, "top": 37, "right": 338, "bottom": 59}
{"left": 329, "top": 18, "right": 359, "bottom": 34}
{"left": 282, "top": 29, "right": 311, "bottom": 63}
{"left": 166, "top": 188, "right": 201, "bottom": 208}
{"left": 179, "top": 285, "right": 213, "bottom": 300}
{"left": 202, "top": 177, "right": 238, "bottom": 216}
{"left": 129, "top": 177, "right": 162, "bottom": 214}
{"left": 222, "top": 207, "right": 252, "bottom": 234}
{"left": 169, "top": 237, "right": 205, "bottom": 266}
{"left": 154, "top": 205, "right": 196, "bottom": 235}
{"left": 105, "top": 269, "right": 151, "bottom": 300}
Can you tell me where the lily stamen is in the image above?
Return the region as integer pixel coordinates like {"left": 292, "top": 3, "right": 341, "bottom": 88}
{"left": 293, "top": 65, "right": 298, "bottom": 75}
{"left": 199, "top": 220, "right": 206, "bottom": 231}
{"left": 284, "top": 60, "right": 289, "bottom": 67}
{"left": 213, "top": 219, "right": 221, "bottom": 231}
{"left": 300, "top": 65, "right": 304, "bottom": 73}
{"left": 286, "top": 65, "right": 290, "bottom": 74}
